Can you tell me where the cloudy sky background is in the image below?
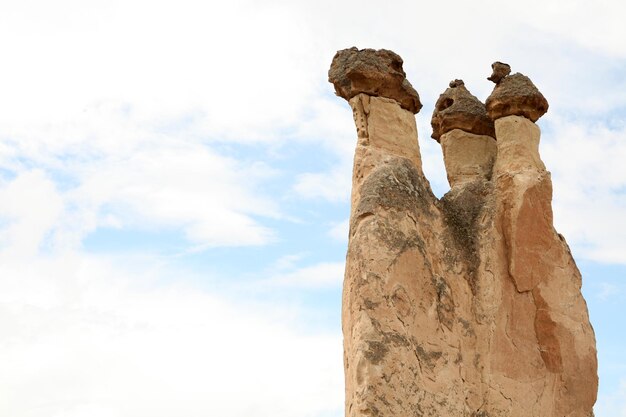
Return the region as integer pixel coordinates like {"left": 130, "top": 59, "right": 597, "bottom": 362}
{"left": 0, "top": 0, "right": 625, "bottom": 416}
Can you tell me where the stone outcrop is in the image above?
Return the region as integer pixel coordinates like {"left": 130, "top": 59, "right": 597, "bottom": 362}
{"left": 331, "top": 48, "right": 597, "bottom": 417}
{"left": 431, "top": 79, "right": 495, "bottom": 141}
{"left": 329, "top": 47, "right": 422, "bottom": 114}
{"left": 485, "top": 63, "right": 549, "bottom": 121}
{"left": 487, "top": 61, "right": 511, "bottom": 84}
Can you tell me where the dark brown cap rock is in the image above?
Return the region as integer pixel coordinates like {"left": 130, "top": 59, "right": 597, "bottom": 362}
{"left": 328, "top": 47, "right": 422, "bottom": 114}
{"left": 431, "top": 79, "right": 495, "bottom": 142}
{"left": 487, "top": 62, "right": 511, "bottom": 84}
{"left": 485, "top": 64, "right": 549, "bottom": 122}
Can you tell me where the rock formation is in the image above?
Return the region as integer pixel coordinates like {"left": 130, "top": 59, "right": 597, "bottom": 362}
{"left": 485, "top": 69, "right": 549, "bottom": 122}
{"left": 330, "top": 48, "right": 597, "bottom": 417}
{"left": 329, "top": 47, "right": 423, "bottom": 114}
{"left": 487, "top": 61, "right": 511, "bottom": 84}
{"left": 431, "top": 79, "right": 495, "bottom": 141}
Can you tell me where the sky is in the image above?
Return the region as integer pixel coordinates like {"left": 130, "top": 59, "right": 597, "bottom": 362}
{"left": 0, "top": 0, "right": 625, "bottom": 416}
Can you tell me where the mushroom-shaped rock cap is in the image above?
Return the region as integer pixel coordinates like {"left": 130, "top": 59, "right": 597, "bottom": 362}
{"left": 328, "top": 47, "right": 422, "bottom": 114}
{"left": 485, "top": 63, "right": 549, "bottom": 122}
{"left": 431, "top": 79, "right": 495, "bottom": 142}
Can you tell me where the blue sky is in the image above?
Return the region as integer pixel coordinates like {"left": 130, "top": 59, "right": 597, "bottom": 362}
{"left": 0, "top": 0, "right": 625, "bottom": 416}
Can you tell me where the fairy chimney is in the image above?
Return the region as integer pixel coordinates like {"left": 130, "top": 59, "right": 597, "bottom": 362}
{"left": 329, "top": 49, "right": 597, "bottom": 417}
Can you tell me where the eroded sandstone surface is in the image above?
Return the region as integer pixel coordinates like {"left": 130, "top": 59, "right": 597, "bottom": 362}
{"left": 330, "top": 48, "right": 597, "bottom": 417}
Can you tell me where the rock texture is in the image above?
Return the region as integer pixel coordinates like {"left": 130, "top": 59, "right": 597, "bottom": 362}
{"left": 487, "top": 61, "right": 511, "bottom": 84}
{"left": 440, "top": 129, "right": 497, "bottom": 187}
{"left": 485, "top": 63, "right": 549, "bottom": 121}
{"left": 329, "top": 47, "right": 422, "bottom": 114}
{"left": 333, "top": 50, "right": 597, "bottom": 417}
{"left": 431, "top": 79, "right": 495, "bottom": 141}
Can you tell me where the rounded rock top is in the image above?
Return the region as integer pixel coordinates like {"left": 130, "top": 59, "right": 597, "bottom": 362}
{"left": 485, "top": 62, "right": 549, "bottom": 122}
{"left": 431, "top": 79, "right": 495, "bottom": 141}
{"left": 328, "top": 47, "right": 422, "bottom": 114}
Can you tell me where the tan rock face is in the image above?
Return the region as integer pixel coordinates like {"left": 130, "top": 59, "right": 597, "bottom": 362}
{"left": 431, "top": 80, "right": 495, "bottom": 141}
{"left": 440, "top": 129, "right": 497, "bottom": 187}
{"left": 329, "top": 47, "right": 422, "bottom": 114}
{"left": 333, "top": 50, "right": 597, "bottom": 417}
{"left": 485, "top": 64, "right": 549, "bottom": 122}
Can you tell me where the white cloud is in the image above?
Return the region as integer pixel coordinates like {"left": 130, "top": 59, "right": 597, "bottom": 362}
{"left": 293, "top": 165, "right": 352, "bottom": 203}
{"left": 597, "top": 282, "right": 621, "bottom": 301}
{"left": 270, "top": 253, "right": 308, "bottom": 271}
{"left": 594, "top": 379, "right": 626, "bottom": 417}
{"left": 0, "top": 170, "right": 64, "bottom": 257}
{"left": 290, "top": 97, "right": 355, "bottom": 203}
{"left": 505, "top": 0, "right": 626, "bottom": 59}
{"left": 262, "top": 262, "right": 345, "bottom": 289}
{"left": 0, "top": 0, "right": 321, "bottom": 142}
{"left": 4, "top": 0, "right": 623, "bottom": 151}
{"left": 72, "top": 135, "right": 279, "bottom": 248}
{"left": 541, "top": 117, "right": 626, "bottom": 264}
{"left": 0, "top": 102, "right": 280, "bottom": 250}
{"left": 294, "top": 97, "right": 356, "bottom": 156}
{"left": 328, "top": 219, "right": 349, "bottom": 243}
{"left": 0, "top": 250, "right": 344, "bottom": 417}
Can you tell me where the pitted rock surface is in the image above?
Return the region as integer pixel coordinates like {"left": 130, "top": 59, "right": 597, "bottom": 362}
{"left": 486, "top": 70, "right": 549, "bottom": 122}
{"left": 328, "top": 47, "right": 422, "bottom": 113}
{"left": 431, "top": 79, "right": 495, "bottom": 141}
{"left": 488, "top": 61, "right": 511, "bottom": 84}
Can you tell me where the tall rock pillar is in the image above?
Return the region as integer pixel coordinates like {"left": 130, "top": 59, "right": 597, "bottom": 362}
{"left": 329, "top": 48, "right": 597, "bottom": 417}
{"left": 481, "top": 65, "right": 598, "bottom": 417}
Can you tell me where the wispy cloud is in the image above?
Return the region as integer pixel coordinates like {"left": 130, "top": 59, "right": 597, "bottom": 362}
{"left": 0, "top": 170, "right": 64, "bottom": 257}
{"left": 262, "top": 261, "right": 345, "bottom": 289}
{"left": 328, "top": 219, "right": 349, "bottom": 243}
{"left": 0, "top": 0, "right": 323, "bottom": 143}
{"left": 0, "top": 250, "right": 343, "bottom": 417}
{"left": 542, "top": 117, "right": 626, "bottom": 263}
{"left": 597, "top": 282, "right": 621, "bottom": 301}
{"left": 595, "top": 378, "right": 626, "bottom": 417}
{"left": 0, "top": 102, "right": 281, "bottom": 250}
{"left": 293, "top": 166, "right": 351, "bottom": 203}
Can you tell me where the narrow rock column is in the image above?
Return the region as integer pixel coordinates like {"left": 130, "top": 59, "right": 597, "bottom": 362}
{"left": 330, "top": 48, "right": 479, "bottom": 417}
{"left": 431, "top": 79, "right": 497, "bottom": 188}
{"left": 330, "top": 48, "right": 429, "bottom": 417}
{"left": 440, "top": 130, "right": 497, "bottom": 187}
{"left": 348, "top": 93, "right": 423, "bottom": 202}
{"left": 493, "top": 115, "right": 544, "bottom": 174}
{"left": 485, "top": 64, "right": 597, "bottom": 417}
